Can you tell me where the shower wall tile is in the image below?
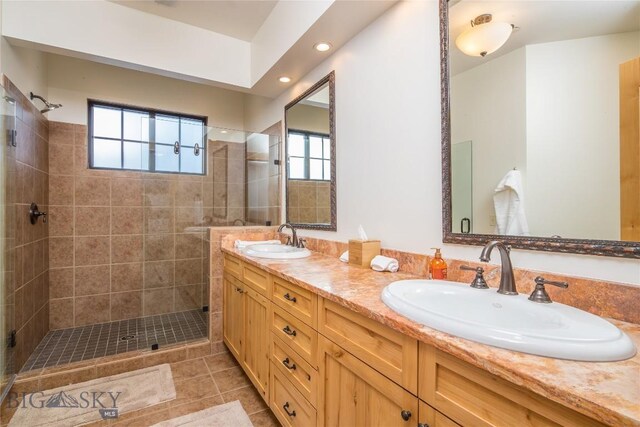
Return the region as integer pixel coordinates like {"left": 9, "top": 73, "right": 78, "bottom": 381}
{"left": 47, "top": 120, "right": 210, "bottom": 328}
{"left": 74, "top": 265, "right": 110, "bottom": 296}
{"left": 4, "top": 75, "right": 51, "bottom": 371}
{"left": 75, "top": 206, "right": 110, "bottom": 236}
{"left": 111, "top": 263, "right": 143, "bottom": 292}
{"left": 74, "top": 236, "right": 110, "bottom": 266}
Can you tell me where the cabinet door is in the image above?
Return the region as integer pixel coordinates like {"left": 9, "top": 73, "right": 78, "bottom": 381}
{"left": 318, "top": 336, "right": 418, "bottom": 427}
{"left": 418, "top": 400, "right": 461, "bottom": 427}
{"left": 223, "top": 276, "right": 244, "bottom": 360}
{"left": 243, "top": 286, "right": 270, "bottom": 402}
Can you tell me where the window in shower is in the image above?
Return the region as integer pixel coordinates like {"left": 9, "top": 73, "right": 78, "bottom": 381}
{"left": 287, "top": 130, "right": 331, "bottom": 181}
{"left": 88, "top": 101, "right": 207, "bottom": 175}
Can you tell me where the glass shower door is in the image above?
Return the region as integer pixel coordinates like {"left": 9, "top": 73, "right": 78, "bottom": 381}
{"left": 0, "top": 85, "right": 16, "bottom": 401}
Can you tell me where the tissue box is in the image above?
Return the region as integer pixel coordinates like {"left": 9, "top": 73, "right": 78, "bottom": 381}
{"left": 348, "top": 240, "right": 381, "bottom": 267}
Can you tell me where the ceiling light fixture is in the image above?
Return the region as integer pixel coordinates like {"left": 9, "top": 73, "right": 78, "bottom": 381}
{"left": 455, "top": 14, "right": 513, "bottom": 57}
{"left": 279, "top": 76, "right": 291, "bottom": 83}
{"left": 221, "top": 130, "right": 228, "bottom": 134}
{"left": 314, "top": 42, "right": 332, "bottom": 52}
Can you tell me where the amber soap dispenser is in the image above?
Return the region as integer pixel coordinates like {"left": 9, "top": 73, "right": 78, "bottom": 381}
{"left": 429, "top": 248, "right": 448, "bottom": 280}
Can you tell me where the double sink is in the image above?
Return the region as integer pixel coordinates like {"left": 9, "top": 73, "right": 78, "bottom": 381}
{"left": 241, "top": 241, "right": 636, "bottom": 362}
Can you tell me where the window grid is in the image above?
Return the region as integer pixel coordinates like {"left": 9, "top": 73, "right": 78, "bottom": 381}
{"left": 287, "top": 130, "right": 330, "bottom": 181}
{"left": 88, "top": 101, "right": 207, "bottom": 175}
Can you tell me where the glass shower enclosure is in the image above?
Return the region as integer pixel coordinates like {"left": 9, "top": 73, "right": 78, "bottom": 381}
{"left": 0, "top": 85, "right": 17, "bottom": 401}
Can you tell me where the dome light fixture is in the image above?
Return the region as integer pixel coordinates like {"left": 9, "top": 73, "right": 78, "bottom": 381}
{"left": 279, "top": 76, "right": 291, "bottom": 83}
{"left": 314, "top": 42, "right": 332, "bottom": 52}
{"left": 455, "top": 14, "right": 513, "bottom": 57}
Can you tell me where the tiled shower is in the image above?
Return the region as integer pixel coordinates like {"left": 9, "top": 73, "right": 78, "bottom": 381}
{"left": 0, "top": 77, "right": 281, "bottom": 397}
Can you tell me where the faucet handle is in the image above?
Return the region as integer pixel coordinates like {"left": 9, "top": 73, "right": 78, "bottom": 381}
{"left": 460, "top": 265, "right": 489, "bottom": 289}
{"left": 528, "top": 276, "right": 569, "bottom": 303}
{"left": 297, "top": 238, "right": 307, "bottom": 249}
{"left": 285, "top": 236, "right": 292, "bottom": 246}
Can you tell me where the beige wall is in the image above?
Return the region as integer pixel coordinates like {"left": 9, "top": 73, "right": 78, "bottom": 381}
{"left": 45, "top": 53, "right": 246, "bottom": 130}
{"left": 4, "top": 77, "right": 50, "bottom": 370}
{"left": 48, "top": 121, "right": 212, "bottom": 328}
{"left": 287, "top": 104, "right": 330, "bottom": 134}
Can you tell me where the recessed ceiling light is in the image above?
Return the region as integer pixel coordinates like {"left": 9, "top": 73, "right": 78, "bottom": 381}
{"left": 221, "top": 130, "right": 228, "bottom": 134}
{"left": 279, "top": 76, "right": 291, "bottom": 83}
{"left": 314, "top": 42, "right": 332, "bottom": 52}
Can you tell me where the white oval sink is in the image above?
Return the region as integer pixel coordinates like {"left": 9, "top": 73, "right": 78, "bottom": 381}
{"left": 381, "top": 280, "right": 636, "bottom": 362}
{"left": 242, "top": 243, "right": 311, "bottom": 259}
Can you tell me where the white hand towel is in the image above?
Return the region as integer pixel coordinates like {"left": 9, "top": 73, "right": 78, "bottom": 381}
{"left": 339, "top": 251, "right": 349, "bottom": 263}
{"left": 234, "top": 239, "right": 281, "bottom": 249}
{"left": 493, "top": 170, "right": 530, "bottom": 236}
{"left": 370, "top": 255, "right": 399, "bottom": 273}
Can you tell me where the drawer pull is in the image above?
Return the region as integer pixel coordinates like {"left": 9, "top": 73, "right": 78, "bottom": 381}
{"left": 282, "top": 357, "right": 297, "bottom": 370}
{"left": 282, "top": 325, "right": 297, "bottom": 336}
{"left": 283, "top": 293, "right": 297, "bottom": 303}
{"left": 400, "top": 410, "right": 412, "bottom": 421}
{"left": 235, "top": 287, "right": 244, "bottom": 294}
{"left": 283, "top": 402, "right": 296, "bottom": 417}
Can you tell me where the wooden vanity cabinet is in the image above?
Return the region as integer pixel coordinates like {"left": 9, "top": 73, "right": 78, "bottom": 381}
{"left": 418, "top": 344, "right": 605, "bottom": 427}
{"left": 222, "top": 275, "right": 244, "bottom": 360}
{"left": 223, "top": 255, "right": 606, "bottom": 427}
{"left": 318, "top": 336, "right": 418, "bottom": 427}
{"left": 222, "top": 255, "right": 271, "bottom": 402}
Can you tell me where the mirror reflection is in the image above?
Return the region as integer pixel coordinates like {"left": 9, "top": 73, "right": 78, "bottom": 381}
{"left": 449, "top": 1, "right": 640, "bottom": 241}
{"left": 285, "top": 73, "right": 336, "bottom": 230}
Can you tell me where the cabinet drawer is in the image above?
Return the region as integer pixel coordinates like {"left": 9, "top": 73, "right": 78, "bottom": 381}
{"left": 223, "top": 255, "right": 242, "bottom": 279}
{"left": 419, "top": 344, "right": 605, "bottom": 427}
{"left": 272, "top": 276, "right": 317, "bottom": 328}
{"left": 271, "top": 334, "right": 318, "bottom": 407}
{"left": 272, "top": 305, "right": 317, "bottom": 367}
{"left": 225, "top": 272, "right": 244, "bottom": 290}
{"left": 243, "top": 262, "right": 271, "bottom": 296}
{"left": 319, "top": 298, "right": 418, "bottom": 393}
{"left": 270, "top": 363, "right": 317, "bottom": 427}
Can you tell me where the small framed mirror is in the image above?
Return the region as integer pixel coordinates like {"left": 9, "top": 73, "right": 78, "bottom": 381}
{"left": 284, "top": 71, "right": 336, "bottom": 231}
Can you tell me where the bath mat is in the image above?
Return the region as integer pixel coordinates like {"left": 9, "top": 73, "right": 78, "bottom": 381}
{"left": 9, "top": 363, "right": 176, "bottom": 426}
{"left": 151, "top": 400, "right": 254, "bottom": 427}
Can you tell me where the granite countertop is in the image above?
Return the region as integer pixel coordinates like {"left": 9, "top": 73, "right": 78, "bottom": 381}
{"left": 222, "top": 245, "right": 640, "bottom": 427}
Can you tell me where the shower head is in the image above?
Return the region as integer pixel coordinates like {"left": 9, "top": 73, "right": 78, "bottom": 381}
{"left": 29, "top": 92, "right": 62, "bottom": 114}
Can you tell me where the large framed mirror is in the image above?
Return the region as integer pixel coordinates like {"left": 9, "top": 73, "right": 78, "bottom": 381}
{"left": 441, "top": 0, "right": 640, "bottom": 258}
{"left": 284, "top": 71, "right": 336, "bottom": 231}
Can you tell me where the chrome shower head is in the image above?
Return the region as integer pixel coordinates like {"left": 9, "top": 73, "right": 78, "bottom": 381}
{"left": 29, "top": 92, "right": 62, "bottom": 114}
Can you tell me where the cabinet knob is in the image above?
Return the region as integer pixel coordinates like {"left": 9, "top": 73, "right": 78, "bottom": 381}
{"left": 283, "top": 293, "right": 297, "bottom": 303}
{"left": 282, "top": 325, "right": 297, "bottom": 336}
{"left": 400, "top": 410, "right": 412, "bottom": 421}
{"left": 282, "top": 357, "right": 297, "bottom": 371}
{"left": 283, "top": 402, "right": 296, "bottom": 417}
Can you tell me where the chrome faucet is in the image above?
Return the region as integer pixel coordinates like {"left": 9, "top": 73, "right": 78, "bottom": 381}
{"left": 479, "top": 241, "right": 517, "bottom": 295}
{"left": 277, "top": 223, "right": 298, "bottom": 247}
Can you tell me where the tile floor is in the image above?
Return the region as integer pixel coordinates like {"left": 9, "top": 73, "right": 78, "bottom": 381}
{"left": 93, "top": 349, "right": 280, "bottom": 426}
{"left": 22, "top": 310, "right": 208, "bottom": 372}
{"left": 4, "top": 348, "right": 280, "bottom": 427}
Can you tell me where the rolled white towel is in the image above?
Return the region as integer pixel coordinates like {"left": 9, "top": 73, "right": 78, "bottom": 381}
{"left": 339, "top": 251, "right": 349, "bottom": 263}
{"left": 235, "top": 239, "right": 281, "bottom": 249}
{"left": 370, "top": 255, "right": 399, "bottom": 273}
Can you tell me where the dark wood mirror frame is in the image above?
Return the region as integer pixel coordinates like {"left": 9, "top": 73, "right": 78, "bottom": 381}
{"left": 439, "top": 0, "right": 640, "bottom": 258}
{"left": 284, "top": 71, "right": 337, "bottom": 231}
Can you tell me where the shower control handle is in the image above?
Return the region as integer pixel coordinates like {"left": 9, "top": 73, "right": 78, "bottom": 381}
{"left": 29, "top": 203, "right": 47, "bottom": 224}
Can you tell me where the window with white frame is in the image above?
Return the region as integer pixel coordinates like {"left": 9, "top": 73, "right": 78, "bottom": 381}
{"left": 89, "top": 101, "right": 207, "bottom": 175}
{"left": 287, "top": 130, "right": 331, "bottom": 181}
